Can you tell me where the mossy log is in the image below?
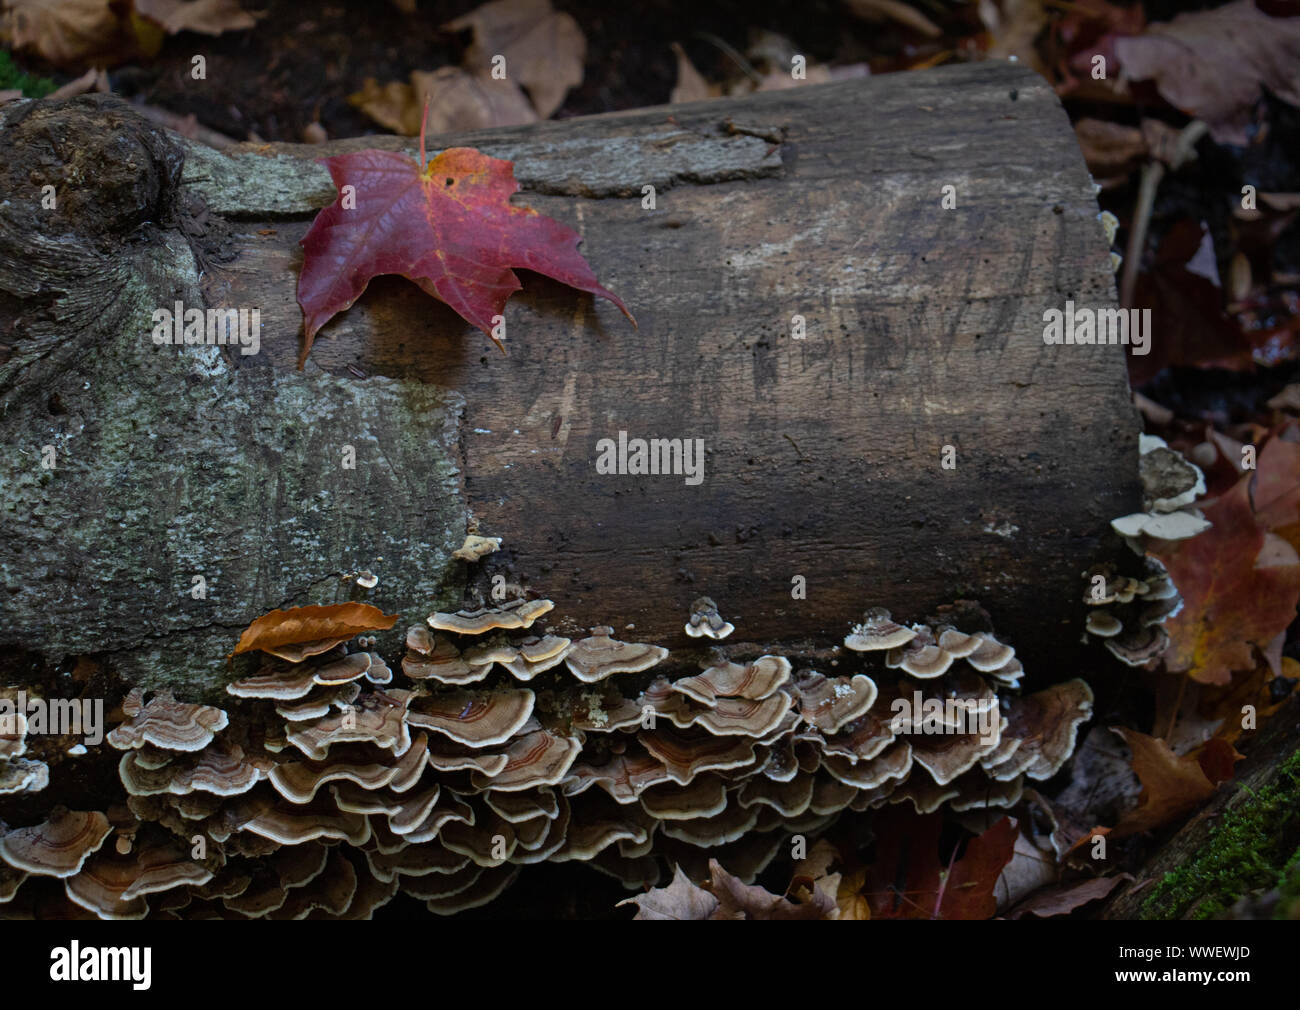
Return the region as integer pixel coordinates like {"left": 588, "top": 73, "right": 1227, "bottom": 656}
{"left": 1101, "top": 695, "right": 1300, "bottom": 920}
{"left": 0, "top": 63, "right": 1138, "bottom": 698}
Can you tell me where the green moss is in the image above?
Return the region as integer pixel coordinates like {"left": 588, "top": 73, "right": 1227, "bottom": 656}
{"left": 1276, "top": 846, "right": 1300, "bottom": 919}
{"left": 0, "top": 51, "right": 56, "bottom": 97}
{"left": 1141, "top": 747, "right": 1300, "bottom": 920}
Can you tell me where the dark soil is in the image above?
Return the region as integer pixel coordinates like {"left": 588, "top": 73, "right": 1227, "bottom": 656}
{"left": 88, "top": 0, "right": 938, "bottom": 145}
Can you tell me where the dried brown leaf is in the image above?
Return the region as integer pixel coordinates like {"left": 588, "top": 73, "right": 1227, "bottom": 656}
{"left": 1110, "top": 727, "right": 1216, "bottom": 837}
{"left": 1114, "top": 0, "right": 1300, "bottom": 146}
{"left": 444, "top": 0, "right": 585, "bottom": 119}
{"left": 617, "top": 864, "right": 719, "bottom": 920}
{"left": 232, "top": 603, "right": 398, "bottom": 657}
{"left": 705, "top": 858, "right": 835, "bottom": 920}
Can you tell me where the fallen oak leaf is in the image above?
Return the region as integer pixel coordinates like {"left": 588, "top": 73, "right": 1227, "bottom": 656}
{"left": 1110, "top": 727, "right": 1217, "bottom": 837}
{"left": 232, "top": 602, "right": 398, "bottom": 660}
{"left": 617, "top": 864, "right": 719, "bottom": 919}
{"left": 296, "top": 115, "right": 633, "bottom": 367}
{"left": 616, "top": 859, "right": 834, "bottom": 920}
{"left": 703, "top": 858, "right": 835, "bottom": 920}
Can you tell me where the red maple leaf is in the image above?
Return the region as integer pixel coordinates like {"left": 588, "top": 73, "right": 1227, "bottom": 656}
{"left": 1154, "top": 474, "right": 1300, "bottom": 685}
{"left": 296, "top": 118, "right": 633, "bottom": 367}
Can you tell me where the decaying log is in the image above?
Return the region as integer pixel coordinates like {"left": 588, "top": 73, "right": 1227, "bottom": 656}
{"left": 0, "top": 62, "right": 1138, "bottom": 696}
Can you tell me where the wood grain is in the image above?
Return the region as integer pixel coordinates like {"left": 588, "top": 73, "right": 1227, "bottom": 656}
{"left": 197, "top": 63, "right": 1139, "bottom": 675}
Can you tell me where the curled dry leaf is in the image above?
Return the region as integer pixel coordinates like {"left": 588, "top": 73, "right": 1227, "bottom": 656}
{"left": 618, "top": 864, "right": 718, "bottom": 920}
{"left": 232, "top": 603, "right": 399, "bottom": 657}
{"left": 1113, "top": 0, "right": 1300, "bottom": 146}
{"left": 704, "top": 858, "right": 835, "bottom": 920}
{"left": 618, "top": 859, "right": 833, "bottom": 920}
{"left": 1006, "top": 874, "right": 1132, "bottom": 919}
{"left": 444, "top": 0, "right": 586, "bottom": 119}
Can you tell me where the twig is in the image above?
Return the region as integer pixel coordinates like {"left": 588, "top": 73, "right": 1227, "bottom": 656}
{"left": 1120, "top": 120, "right": 1209, "bottom": 309}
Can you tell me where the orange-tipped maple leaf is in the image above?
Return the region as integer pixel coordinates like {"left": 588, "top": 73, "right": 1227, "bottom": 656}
{"left": 296, "top": 119, "right": 634, "bottom": 367}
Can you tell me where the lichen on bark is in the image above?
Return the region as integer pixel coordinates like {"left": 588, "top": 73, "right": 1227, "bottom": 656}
{"left": 0, "top": 95, "right": 466, "bottom": 699}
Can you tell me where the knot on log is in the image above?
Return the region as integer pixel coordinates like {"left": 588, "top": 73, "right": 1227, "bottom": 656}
{"left": 0, "top": 95, "right": 183, "bottom": 249}
{"left": 0, "top": 96, "right": 191, "bottom": 394}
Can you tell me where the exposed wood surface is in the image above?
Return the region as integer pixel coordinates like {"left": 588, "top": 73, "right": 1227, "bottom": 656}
{"left": 198, "top": 61, "right": 1138, "bottom": 672}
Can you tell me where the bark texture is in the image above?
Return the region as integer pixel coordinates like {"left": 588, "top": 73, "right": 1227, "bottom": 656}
{"left": 0, "top": 63, "right": 1139, "bottom": 696}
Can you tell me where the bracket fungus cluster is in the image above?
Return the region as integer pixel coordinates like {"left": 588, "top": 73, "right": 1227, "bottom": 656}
{"left": 1080, "top": 435, "right": 1201, "bottom": 665}
{"left": 1, "top": 588, "right": 1097, "bottom": 919}
{"left": 1081, "top": 558, "right": 1182, "bottom": 666}
{"left": 1110, "top": 435, "right": 1210, "bottom": 543}
{"left": 1, "top": 702, "right": 48, "bottom": 797}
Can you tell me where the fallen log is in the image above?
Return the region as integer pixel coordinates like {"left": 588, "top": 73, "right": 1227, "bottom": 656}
{"left": 1100, "top": 693, "right": 1300, "bottom": 920}
{"left": 0, "top": 62, "right": 1138, "bottom": 696}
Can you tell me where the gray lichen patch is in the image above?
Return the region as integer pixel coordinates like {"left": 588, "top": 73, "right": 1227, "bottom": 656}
{"left": 0, "top": 96, "right": 466, "bottom": 698}
{"left": 180, "top": 121, "right": 784, "bottom": 217}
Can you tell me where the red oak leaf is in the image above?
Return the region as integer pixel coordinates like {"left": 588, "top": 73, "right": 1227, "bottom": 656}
{"left": 296, "top": 125, "right": 633, "bottom": 366}
{"left": 1154, "top": 474, "right": 1300, "bottom": 685}
{"left": 862, "top": 808, "right": 1017, "bottom": 920}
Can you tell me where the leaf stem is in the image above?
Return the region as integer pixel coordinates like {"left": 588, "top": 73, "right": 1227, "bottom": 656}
{"left": 419, "top": 96, "right": 430, "bottom": 173}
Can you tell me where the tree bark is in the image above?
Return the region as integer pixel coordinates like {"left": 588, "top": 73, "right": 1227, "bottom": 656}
{"left": 0, "top": 63, "right": 1139, "bottom": 697}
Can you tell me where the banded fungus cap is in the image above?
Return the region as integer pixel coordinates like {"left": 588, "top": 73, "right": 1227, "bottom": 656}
{"left": 843, "top": 608, "right": 917, "bottom": 652}
{"left": 428, "top": 598, "right": 554, "bottom": 635}
{"left": 0, "top": 807, "right": 112, "bottom": 878}
{"left": 106, "top": 690, "right": 229, "bottom": 752}
{"left": 565, "top": 627, "right": 668, "bottom": 683}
